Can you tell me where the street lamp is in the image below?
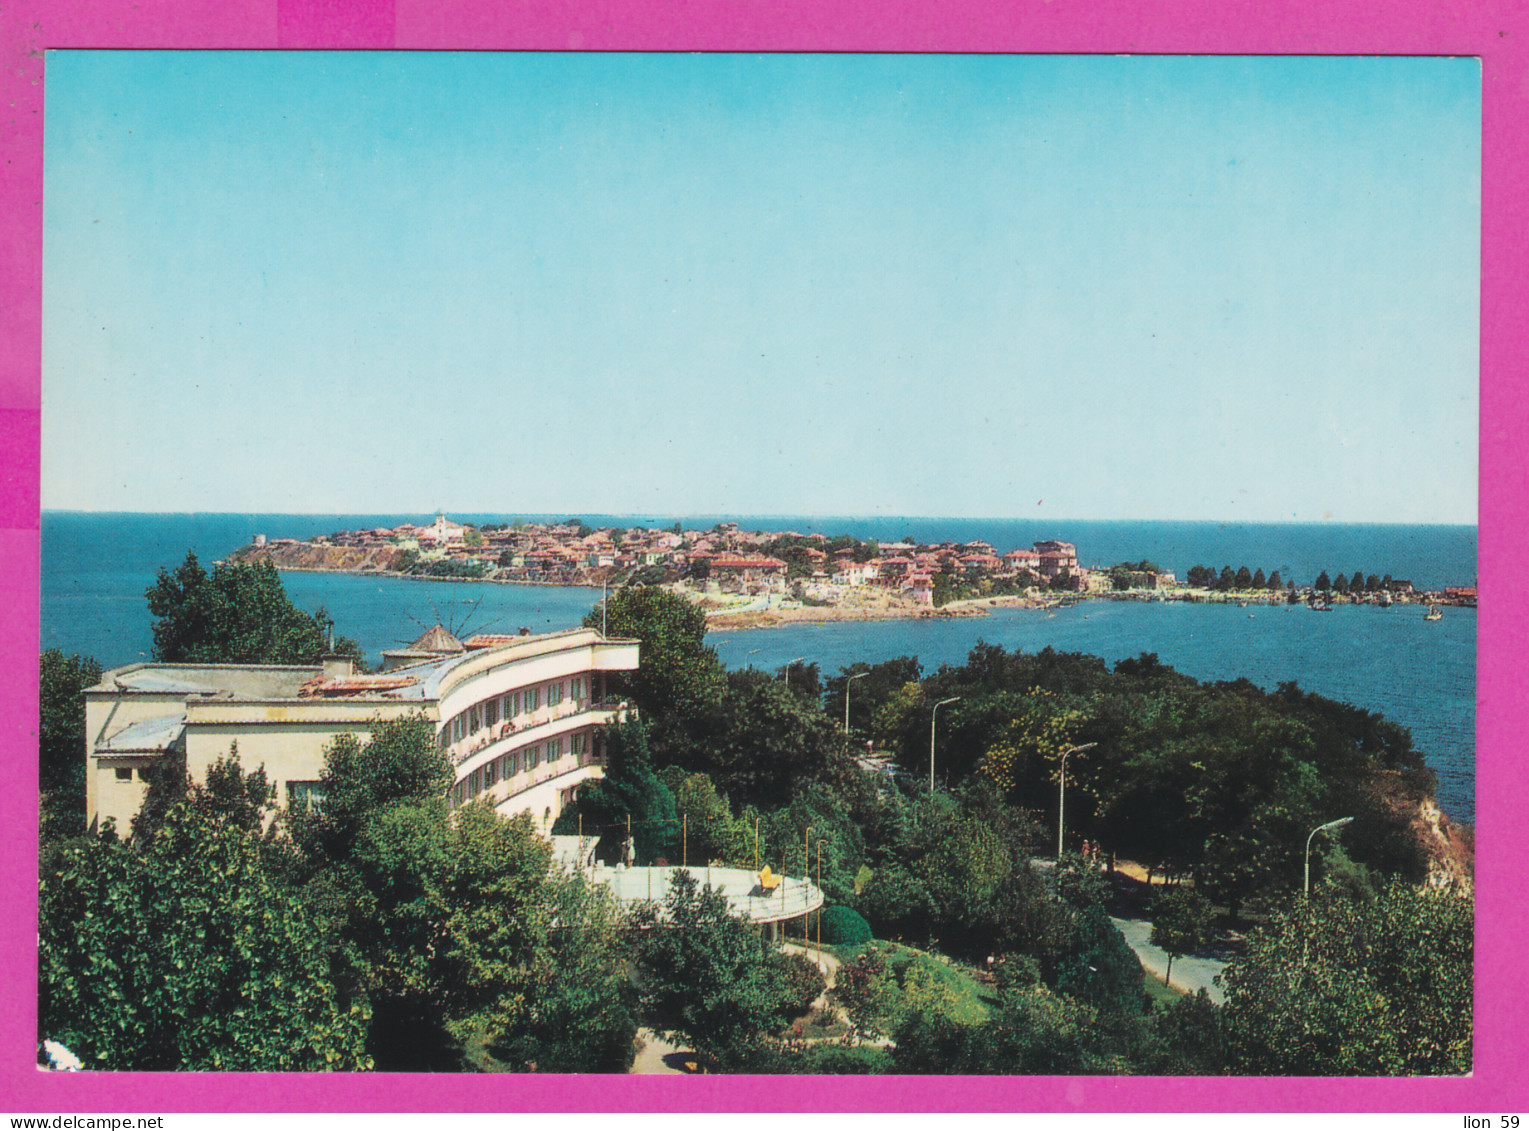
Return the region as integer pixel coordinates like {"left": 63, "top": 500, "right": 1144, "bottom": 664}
{"left": 1304, "top": 816, "right": 1354, "bottom": 897}
{"left": 782, "top": 656, "right": 805, "bottom": 684}
{"left": 816, "top": 838, "right": 828, "bottom": 957}
{"left": 845, "top": 671, "right": 870, "bottom": 734}
{"left": 1057, "top": 742, "right": 1098, "bottom": 861}
{"left": 803, "top": 824, "right": 813, "bottom": 949}
{"left": 929, "top": 697, "right": 961, "bottom": 791}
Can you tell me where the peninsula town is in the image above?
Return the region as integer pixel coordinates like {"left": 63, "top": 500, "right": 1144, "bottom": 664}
{"left": 231, "top": 513, "right": 1476, "bottom": 629}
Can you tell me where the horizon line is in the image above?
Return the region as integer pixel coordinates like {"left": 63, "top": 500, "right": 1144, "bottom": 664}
{"left": 40, "top": 508, "right": 1480, "bottom": 528}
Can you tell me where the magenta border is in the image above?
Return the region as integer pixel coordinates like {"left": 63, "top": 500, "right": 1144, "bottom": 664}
{"left": 4, "top": 0, "right": 1518, "bottom": 1114}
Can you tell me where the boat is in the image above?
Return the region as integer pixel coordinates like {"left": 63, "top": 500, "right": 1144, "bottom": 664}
{"left": 1309, "top": 601, "right": 1334, "bottom": 612}
{"left": 1425, "top": 605, "right": 1443, "bottom": 621}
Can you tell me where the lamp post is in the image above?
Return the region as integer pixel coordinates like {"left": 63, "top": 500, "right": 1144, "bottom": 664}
{"left": 1304, "top": 816, "right": 1354, "bottom": 897}
{"left": 783, "top": 656, "right": 805, "bottom": 684}
{"left": 803, "top": 824, "right": 812, "bottom": 949}
{"left": 845, "top": 671, "right": 870, "bottom": 734}
{"left": 816, "top": 838, "right": 828, "bottom": 957}
{"left": 929, "top": 697, "right": 961, "bottom": 791}
{"left": 601, "top": 578, "right": 607, "bottom": 636}
{"left": 1056, "top": 742, "right": 1098, "bottom": 861}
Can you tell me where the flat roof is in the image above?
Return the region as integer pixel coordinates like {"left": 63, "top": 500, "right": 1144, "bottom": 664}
{"left": 95, "top": 713, "right": 186, "bottom": 754}
{"left": 97, "top": 663, "right": 319, "bottom": 700}
{"left": 588, "top": 864, "right": 824, "bottom": 925}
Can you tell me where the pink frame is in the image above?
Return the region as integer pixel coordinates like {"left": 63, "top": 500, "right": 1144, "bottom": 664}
{"left": 4, "top": 0, "right": 1519, "bottom": 1114}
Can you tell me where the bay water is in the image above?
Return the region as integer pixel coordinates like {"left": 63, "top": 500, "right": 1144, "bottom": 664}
{"left": 41, "top": 512, "right": 1477, "bottom": 823}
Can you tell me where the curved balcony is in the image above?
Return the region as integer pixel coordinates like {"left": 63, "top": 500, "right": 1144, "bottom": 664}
{"left": 446, "top": 699, "right": 632, "bottom": 776}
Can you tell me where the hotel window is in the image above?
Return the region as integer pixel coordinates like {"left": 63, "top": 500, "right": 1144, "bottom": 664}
{"left": 470, "top": 768, "right": 482, "bottom": 795}
{"left": 287, "top": 781, "right": 326, "bottom": 812}
{"left": 526, "top": 687, "right": 540, "bottom": 712}
{"left": 570, "top": 676, "right": 585, "bottom": 703}
{"left": 511, "top": 691, "right": 521, "bottom": 716}
{"left": 485, "top": 698, "right": 499, "bottom": 728}
{"left": 547, "top": 737, "right": 562, "bottom": 761}
{"left": 115, "top": 767, "right": 132, "bottom": 781}
{"left": 547, "top": 681, "right": 563, "bottom": 707}
{"left": 571, "top": 732, "right": 587, "bottom": 758}
{"left": 504, "top": 751, "right": 519, "bottom": 777}
{"left": 469, "top": 704, "right": 482, "bottom": 733}
{"left": 484, "top": 760, "right": 498, "bottom": 788}
{"left": 452, "top": 714, "right": 466, "bottom": 742}
{"left": 527, "top": 745, "right": 541, "bottom": 770}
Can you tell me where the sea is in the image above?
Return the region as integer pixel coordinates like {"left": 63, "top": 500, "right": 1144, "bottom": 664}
{"left": 40, "top": 512, "right": 1477, "bottom": 825}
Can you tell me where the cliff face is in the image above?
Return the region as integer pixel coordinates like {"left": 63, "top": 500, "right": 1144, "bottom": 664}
{"left": 232, "top": 542, "right": 407, "bottom": 573}
{"left": 1411, "top": 796, "right": 1474, "bottom": 897}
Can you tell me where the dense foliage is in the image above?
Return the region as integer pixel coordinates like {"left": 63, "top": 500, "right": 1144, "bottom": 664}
{"left": 39, "top": 649, "right": 102, "bottom": 838}
{"left": 289, "top": 715, "right": 636, "bottom": 1072}
{"left": 632, "top": 870, "right": 808, "bottom": 1068}
{"left": 843, "top": 642, "right": 1433, "bottom": 914}
{"left": 39, "top": 797, "right": 370, "bottom": 1071}
{"left": 1220, "top": 880, "right": 1472, "bottom": 1075}
{"left": 146, "top": 551, "right": 363, "bottom": 666}
{"left": 38, "top": 558, "right": 1467, "bottom": 1077}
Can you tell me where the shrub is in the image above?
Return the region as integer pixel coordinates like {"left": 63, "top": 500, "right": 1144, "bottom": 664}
{"left": 821, "top": 905, "right": 873, "bottom": 947}
{"left": 773, "top": 951, "right": 827, "bottom": 1019}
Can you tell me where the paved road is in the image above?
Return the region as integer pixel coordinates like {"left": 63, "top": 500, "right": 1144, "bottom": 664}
{"left": 1110, "top": 915, "right": 1227, "bottom": 1003}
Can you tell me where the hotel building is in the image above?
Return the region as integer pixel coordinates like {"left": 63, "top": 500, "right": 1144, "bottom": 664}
{"left": 84, "top": 627, "right": 640, "bottom": 834}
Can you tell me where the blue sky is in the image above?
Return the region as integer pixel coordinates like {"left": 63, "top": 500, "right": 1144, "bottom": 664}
{"left": 42, "top": 52, "right": 1480, "bottom": 522}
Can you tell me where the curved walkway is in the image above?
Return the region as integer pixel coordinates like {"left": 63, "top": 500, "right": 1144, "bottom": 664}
{"left": 1109, "top": 915, "right": 1227, "bottom": 1003}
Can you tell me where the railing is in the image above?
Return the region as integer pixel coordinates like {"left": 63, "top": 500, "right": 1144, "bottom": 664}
{"left": 448, "top": 700, "right": 631, "bottom": 768}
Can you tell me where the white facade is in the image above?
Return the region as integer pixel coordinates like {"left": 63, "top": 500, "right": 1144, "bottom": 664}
{"left": 84, "top": 628, "right": 639, "bottom": 835}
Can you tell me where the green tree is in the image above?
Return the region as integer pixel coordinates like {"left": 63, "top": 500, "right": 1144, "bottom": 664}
{"left": 294, "top": 714, "right": 452, "bottom": 865}
{"left": 1220, "top": 881, "right": 1471, "bottom": 1075}
{"left": 1333, "top": 573, "right": 1349, "bottom": 593}
{"left": 585, "top": 585, "right": 726, "bottom": 732}
{"left": 352, "top": 802, "right": 634, "bottom": 1071}
{"left": 1149, "top": 887, "right": 1216, "bottom": 986}
{"left": 39, "top": 649, "right": 102, "bottom": 839}
{"left": 146, "top": 552, "right": 362, "bottom": 666}
{"left": 672, "top": 771, "right": 748, "bottom": 864}
{"left": 558, "top": 719, "right": 679, "bottom": 864}
{"left": 702, "top": 668, "right": 846, "bottom": 809}
{"left": 1251, "top": 568, "right": 1266, "bottom": 589}
{"left": 1053, "top": 905, "right": 1148, "bottom": 1017}
{"left": 292, "top": 715, "right": 635, "bottom": 1071}
{"left": 1053, "top": 851, "right": 1111, "bottom": 910}
{"left": 1267, "top": 570, "right": 1282, "bottom": 591}
{"left": 39, "top": 802, "right": 370, "bottom": 1071}
{"left": 892, "top": 984, "right": 1125, "bottom": 1075}
{"left": 632, "top": 869, "right": 799, "bottom": 1068}
{"left": 1235, "top": 566, "right": 1253, "bottom": 589}
{"left": 1145, "top": 989, "right": 1225, "bottom": 1075}
{"left": 1315, "top": 571, "right": 1332, "bottom": 592}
